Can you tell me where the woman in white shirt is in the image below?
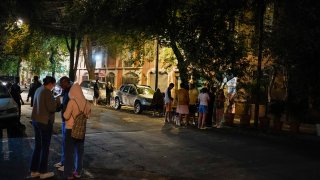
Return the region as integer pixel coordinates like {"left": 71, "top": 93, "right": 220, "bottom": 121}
{"left": 198, "top": 88, "right": 210, "bottom": 129}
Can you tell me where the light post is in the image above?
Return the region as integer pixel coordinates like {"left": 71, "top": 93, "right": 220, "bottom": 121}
{"left": 254, "top": 0, "right": 265, "bottom": 128}
{"left": 155, "top": 38, "right": 159, "bottom": 90}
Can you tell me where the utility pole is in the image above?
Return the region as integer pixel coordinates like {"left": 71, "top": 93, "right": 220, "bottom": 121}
{"left": 155, "top": 38, "right": 159, "bottom": 90}
{"left": 254, "top": 0, "right": 265, "bottom": 128}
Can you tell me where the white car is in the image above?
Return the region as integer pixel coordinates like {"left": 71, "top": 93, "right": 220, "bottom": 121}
{"left": 0, "top": 84, "right": 19, "bottom": 128}
{"left": 80, "top": 80, "right": 106, "bottom": 102}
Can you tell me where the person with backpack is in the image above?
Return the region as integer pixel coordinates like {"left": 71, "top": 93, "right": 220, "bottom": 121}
{"left": 63, "top": 83, "right": 92, "bottom": 179}
{"left": 27, "top": 76, "right": 42, "bottom": 107}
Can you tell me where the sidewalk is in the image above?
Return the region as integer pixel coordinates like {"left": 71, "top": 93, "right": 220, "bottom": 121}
{"left": 210, "top": 117, "right": 320, "bottom": 147}
{"left": 103, "top": 104, "right": 320, "bottom": 146}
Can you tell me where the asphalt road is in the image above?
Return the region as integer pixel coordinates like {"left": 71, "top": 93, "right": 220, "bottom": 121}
{"left": 1, "top": 91, "right": 320, "bottom": 180}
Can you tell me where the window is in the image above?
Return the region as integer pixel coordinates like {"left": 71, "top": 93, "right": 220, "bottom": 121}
{"left": 122, "top": 86, "right": 130, "bottom": 93}
{"left": 129, "top": 86, "right": 137, "bottom": 94}
{"left": 106, "top": 72, "right": 115, "bottom": 85}
{"left": 80, "top": 81, "right": 90, "bottom": 88}
{"left": 0, "top": 85, "right": 10, "bottom": 98}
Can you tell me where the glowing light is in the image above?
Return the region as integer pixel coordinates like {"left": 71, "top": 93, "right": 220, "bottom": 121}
{"left": 16, "top": 19, "right": 23, "bottom": 27}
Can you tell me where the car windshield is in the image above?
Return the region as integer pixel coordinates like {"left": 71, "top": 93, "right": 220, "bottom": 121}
{"left": 137, "top": 87, "right": 155, "bottom": 95}
{"left": 0, "top": 85, "right": 10, "bottom": 98}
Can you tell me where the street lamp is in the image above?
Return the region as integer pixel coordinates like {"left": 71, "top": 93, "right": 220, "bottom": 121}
{"left": 16, "top": 19, "right": 23, "bottom": 27}
{"left": 155, "top": 38, "right": 159, "bottom": 90}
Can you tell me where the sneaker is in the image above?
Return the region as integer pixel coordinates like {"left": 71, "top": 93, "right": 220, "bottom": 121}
{"left": 73, "top": 171, "right": 81, "bottom": 178}
{"left": 58, "top": 166, "right": 64, "bottom": 171}
{"left": 39, "top": 172, "right": 54, "bottom": 179}
{"left": 54, "top": 162, "right": 63, "bottom": 168}
{"left": 30, "top": 172, "right": 40, "bottom": 178}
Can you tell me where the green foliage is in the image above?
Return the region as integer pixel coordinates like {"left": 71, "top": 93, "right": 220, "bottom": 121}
{"left": 2, "top": 19, "right": 31, "bottom": 57}
{"left": 0, "top": 18, "right": 68, "bottom": 76}
{"left": 170, "top": 0, "right": 248, "bottom": 85}
{"left": 0, "top": 55, "right": 19, "bottom": 75}
{"left": 269, "top": 0, "right": 320, "bottom": 122}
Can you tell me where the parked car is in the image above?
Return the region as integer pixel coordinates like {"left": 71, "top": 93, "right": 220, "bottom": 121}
{"left": 114, "top": 84, "right": 155, "bottom": 114}
{"left": 80, "top": 80, "right": 106, "bottom": 102}
{"left": 0, "top": 84, "right": 19, "bottom": 128}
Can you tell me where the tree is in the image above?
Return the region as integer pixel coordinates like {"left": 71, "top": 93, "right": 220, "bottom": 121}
{"left": 1, "top": 19, "right": 31, "bottom": 77}
{"left": 269, "top": 0, "right": 320, "bottom": 122}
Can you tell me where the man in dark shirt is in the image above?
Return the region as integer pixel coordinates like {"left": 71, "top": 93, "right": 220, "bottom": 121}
{"left": 27, "top": 76, "right": 42, "bottom": 107}
{"left": 93, "top": 79, "right": 100, "bottom": 106}
{"left": 10, "top": 77, "right": 24, "bottom": 126}
{"left": 54, "top": 76, "right": 72, "bottom": 171}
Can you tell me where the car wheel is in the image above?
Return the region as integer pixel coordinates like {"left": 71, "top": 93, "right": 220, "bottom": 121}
{"left": 134, "top": 101, "right": 142, "bottom": 114}
{"left": 114, "top": 97, "right": 121, "bottom": 110}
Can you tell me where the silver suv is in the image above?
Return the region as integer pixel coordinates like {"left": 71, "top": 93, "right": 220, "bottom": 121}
{"left": 114, "top": 84, "right": 155, "bottom": 114}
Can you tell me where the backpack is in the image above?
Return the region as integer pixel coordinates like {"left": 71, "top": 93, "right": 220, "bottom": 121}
{"left": 71, "top": 100, "right": 88, "bottom": 140}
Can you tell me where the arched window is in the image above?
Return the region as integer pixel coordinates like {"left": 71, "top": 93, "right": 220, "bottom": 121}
{"left": 122, "top": 72, "right": 139, "bottom": 84}
{"left": 106, "top": 72, "right": 115, "bottom": 84}
{"left": 149, "top": 71, "right": 168, "bottom": 91}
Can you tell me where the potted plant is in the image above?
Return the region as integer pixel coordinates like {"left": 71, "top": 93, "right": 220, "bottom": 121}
{"left": 224, "top": 93, "right": 235, "bottom": 126}
{"left": 268, "top": 100, "right": 285, "bottom": 132}
{"left": 234, "top": 87, "right": 251, "bottom": 127}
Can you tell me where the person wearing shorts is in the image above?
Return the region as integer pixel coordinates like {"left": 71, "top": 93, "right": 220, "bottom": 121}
{"left": 164, "top": 83, "right": 174, "bottom": 123}
{"left": 198, "top": 87, "right": 210, "bottom": 129}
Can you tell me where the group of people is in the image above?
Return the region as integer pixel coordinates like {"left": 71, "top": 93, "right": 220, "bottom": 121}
{"left": 93, "top": 79, "right": 114, "bottom": 106}
{"left": 26, "top": 76, "right": 92, "bottom": 179}
{"left": 160, "top": 82, "right": 226, "bottom": 129}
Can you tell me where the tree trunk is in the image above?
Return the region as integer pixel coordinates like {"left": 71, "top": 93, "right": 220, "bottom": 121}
{"left": 74, "top": 37, "right": 82, "bottom": 80}
{"left": 254, "top": 0, "right": 265, "bottom": 128}
{"left": 169, "top": 39, "right": 188, "bottom": 84}
{"left": 66, "top": 33, "right": 76, "bottom": 81}
{"left": 83, "top": 35, "right": 96, "bottom": 80}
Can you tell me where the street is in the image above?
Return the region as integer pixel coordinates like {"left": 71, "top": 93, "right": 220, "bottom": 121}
{"left": 0, "top": 92, "right": 320, "bottom": 180}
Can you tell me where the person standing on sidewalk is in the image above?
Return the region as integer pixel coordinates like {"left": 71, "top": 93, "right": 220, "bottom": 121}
{"left": 29, "top": 76, "right": 60, "bottom": 179}
{"left": 27, "top": 76, "right": 42, "bottom": 107}
{"left": 164, "top": 83, "right": 174, "bottom": 123}
{"left": 10, "top": 77, "right": 25, "bottom": 127}
{"left": 105, "top": 81, "right": 113, "bottom": 106}
{"left": 176, "top": 83, "right": 190, "bottom": 126}
{"left": 189, "top": 83, "right": 199, "bottom": 125}
{"left": 214, "top": 89, "right": 225, "bottom": 128}
{"left": 63, "top": 83, "right": 92, "bottom": 179}
{"left": 54, "top": 76, "right": 72, "bottom": 171}
{"left": 152, "top": 88, "right": 164, "bottom": 116}
{"left": 93, "top": 79, "right": 100, "bottom": 106}
{"left": 198, "top": 87, "right": 210, "bottom": 129}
